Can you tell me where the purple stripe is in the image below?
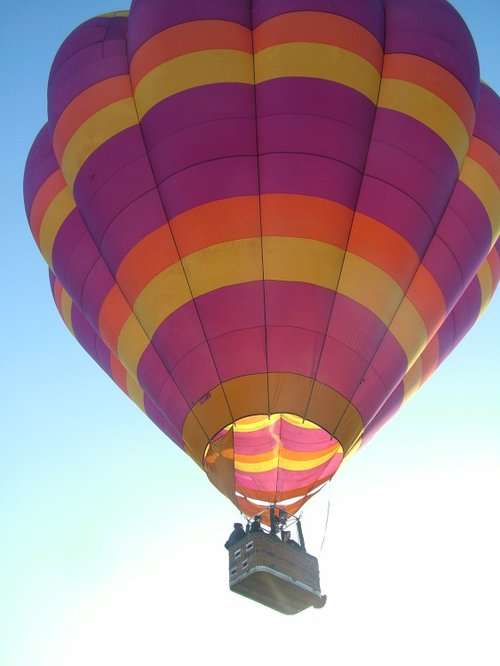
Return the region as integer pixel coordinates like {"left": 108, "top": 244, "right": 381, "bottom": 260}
{"left": 252, "top": 0, "right": 385, "bottom": 45}
{"left": 447, "top": 182, "right": 493, "bottom": 259}
{"left": 80, "top": 258, "right": 115, "bottom": 329}
{"left": 141, "top": 84, "right": 255, "bottom": 146}
{"left": 144, "top": 395, "right": 184, "bottom": 448}
{"left": 365, "top": 137, "right": 453, "bottom": 227}
{"left": 356, "top": 176, "right": 435, "bottom": 257}
{"left": 48, "top": 16, "right": 129, "bottom": 129}
{"left": 361, "top": 382, "right": 404, "bottom": 445}
{"left": 210, "top": 328, "right": 267, "bottom": 381}
{"left": 446, "top": 278, "right": 482, "bottom": 353}
{"left": 148, "top": 117, "right": 257, "bottom": 184}
{"left": 159, "top": 156, "right": 258, "bottom": 218}
{"left": 152, "top": 301, "right": 206, "bottom": 370}
{"left": 196, "top": 282, "right": 265, "bottom": 339}
{"left": 71, "top": 303, "right": 98, "bottom": 360}
{"left": 384, "top": 0, "right": 480, "bottom": 105}
{"left": 257, "top": 78, "right": 376, "bottom": 132}
{"left": 95, "top": 337, "right": 113, "bottom": 378}
{"left": 137, "top": 347, "right": 190, "bottom": 436}
{"left": 170, "top": 342, "right": 220, "bottom": 406}
{"left": 260, "top": 153, "right": 362, "bottom": 208}
{"left": 316, "top": 335, "right": 368, "bottom": 397}
{"left": 266, "top": 282, "right": 332, "bottom": 333}
{"left": 268, "top": 327, "right": 324, "bottom": 376}
{"left": 51, "top": 210, "right": 100, "bottom": 309}
{"left": 128, "top": 0, "right": 251, "bottom": 58}
{"left": 475, "top": 83, "right": 500, "bottom": 153}
{"left": 24, "top": 125, "right": 58, "bottom": 216}
{"left": 260, "top": 114, "right": 369, "bottom": 173}
{"left": 73, "top": 127, "right": 157, "bottom": 247}
{"left": 49, "top": 269, "right": 56, "bottom": 294}
{"left": 328, "top": 294, "right": 407, "bottom": 388}
{"left": 100, "top": 192, "right": 169, "bottom": 274}
{"left": 436, "top": 212, "right": 491, "bottom": 299}
{"left": 343, "top": 363, "right": 390, "bottom": 425}
{"left": 371, "top": 110, "right": 458, "bottom": 191}
{"left": 421, "top": 236, "right": 463, "bottom": 311}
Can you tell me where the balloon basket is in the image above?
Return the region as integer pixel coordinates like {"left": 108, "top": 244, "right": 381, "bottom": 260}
{"left": 227, "top": 531, "right": 326, "bottom": 614}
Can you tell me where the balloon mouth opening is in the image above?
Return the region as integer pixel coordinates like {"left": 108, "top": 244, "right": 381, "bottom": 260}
{"left": 203, "top": 413, "right": 344, "bottom": 516}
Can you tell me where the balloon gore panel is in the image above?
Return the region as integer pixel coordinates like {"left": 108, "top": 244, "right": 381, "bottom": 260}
{"left": 24, "top": 0, "right": 500, "bottom": 517}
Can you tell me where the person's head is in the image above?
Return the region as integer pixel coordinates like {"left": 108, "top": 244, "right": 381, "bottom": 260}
{"left": 234, "top": 522, "right": 243, "bottom": 529}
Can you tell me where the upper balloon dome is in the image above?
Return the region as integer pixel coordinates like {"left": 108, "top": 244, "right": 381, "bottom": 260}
{"left": 25, "top": 0, "right": 499, "bottom": 518}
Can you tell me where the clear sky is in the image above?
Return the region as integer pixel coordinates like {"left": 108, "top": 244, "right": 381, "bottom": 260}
{"left": 1, "top": 2, "right": 498, "bottom": 665}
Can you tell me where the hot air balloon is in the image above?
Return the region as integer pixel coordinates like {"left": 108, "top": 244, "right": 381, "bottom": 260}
{"left": 24, "top": 0, "right": 499, "bottom": 613}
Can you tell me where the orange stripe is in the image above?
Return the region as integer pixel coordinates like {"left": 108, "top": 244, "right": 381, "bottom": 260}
{"left": 348, "top": 213, "right": 419, "bottom": 288}
{"left": 53, "top": 76, "right": 133, "bottom": 159}
{"left": 487, "top": 246, "right": 500, "bottom": 285}
{"left": 52, "top": 278, "right": 63, "bottom": 315}
{"left": 98, "top": 285, "right": 132, "bottom": 353}
{"left": 406, "top": 267, "right": 447, "bottom": 336}
{"left": 253, "top": 11, "right": 383, "bottom": 72}
{"left": 130, "top": 20, "right": 252, "bottom": 87}
{"left": 116, "top": 226, "right": 179, "bottom": 303}
{"left": 261, "top": 194, "right": 352, "bottom": 247}
{"left": 171, "top": 196, "right": 261, "bottom": 256}
{"left": 29, "top": 171, "right": 66, "bottom": 246}
{"left": 468, "top": 137, "right": 500, "bottom": 188}
{"left": 116, "top": 195, "right": 354, "bottom": 305}
{"left": 382, "top": 54, "right": 476, "bottom": 134}
{"left": 110, "top": 353, "right": 128, "bottom": 393}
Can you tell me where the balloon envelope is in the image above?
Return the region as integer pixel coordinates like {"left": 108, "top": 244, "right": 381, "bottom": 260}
{"left": 24, "top": 0, "right": 500, "bottom": 518}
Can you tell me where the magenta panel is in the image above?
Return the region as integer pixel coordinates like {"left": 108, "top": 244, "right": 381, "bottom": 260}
{"left": 152, "top": 301, "right": 206, "bottom": 370}
{"left": 267, "top": 327, "right": 324, "bottom": 376}
{"left": 316, "top": 336, "right": 368, "bottom": 397}
{"left": 196, "top": 282, "right": 265, "bottom": 340}
{"left": 266, "top": 282, "right": 332, "bottom": 334}
{"left": 210, "top": 327, "right": 267, "bottom": 381}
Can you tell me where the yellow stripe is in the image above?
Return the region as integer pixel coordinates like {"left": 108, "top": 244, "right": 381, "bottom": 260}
{"left": 235, "top": 448, "right": 339, "bottom": 473}
{"left": 402, "top": 356, "right": 423, "bottom": 402}
{"left": 255, "top": 43, "right": 381, "bottom": 104}
{"left": 337, "top": 253, "right": 402, "bottom": 327}
{"left": 264, "top": 236, "right": 344, "bottom": 288}
{"left": 116, "top": 314, "right": 150, "bottom": 380}
{"left": 134, "top": 49, "right": 254, "bottom": 119}
{"left": 390, "top": 298, "right": 429, "bottom": 366}
{"left": 128, "top": 236, "right": 430, "bottom": 362}
{"left": 476, "top": 261, "right": 494, "bottom": 315}
{"left": 126, "top": 374, "right": 146, "bottom": 411}
{"left": 130, "top": 238, "right": 261, "bottom": 339}
{"left": 460, "top": 157, "right": 500, "bottom": 242}
{"left": 61, "top": 98, "right": 138, "bottom": 188}
{"left": 184, "top": 237, "right": 262, "bottom": 296}
{"left": 60, "top": 290, "right": 74, "bottom": 335}
{"left": 133, "top": 263, "right": 192, "bottom": 336}
{"left": 379, "top": 79, "right": 470, "bottom": 165}
{"left": 39, "top": 187, "right": 76, "bottom": 268}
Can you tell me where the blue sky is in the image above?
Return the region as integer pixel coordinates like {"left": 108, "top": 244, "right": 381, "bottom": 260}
{"left": 1, "top": 2, "right": 498, "bottom": 665}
